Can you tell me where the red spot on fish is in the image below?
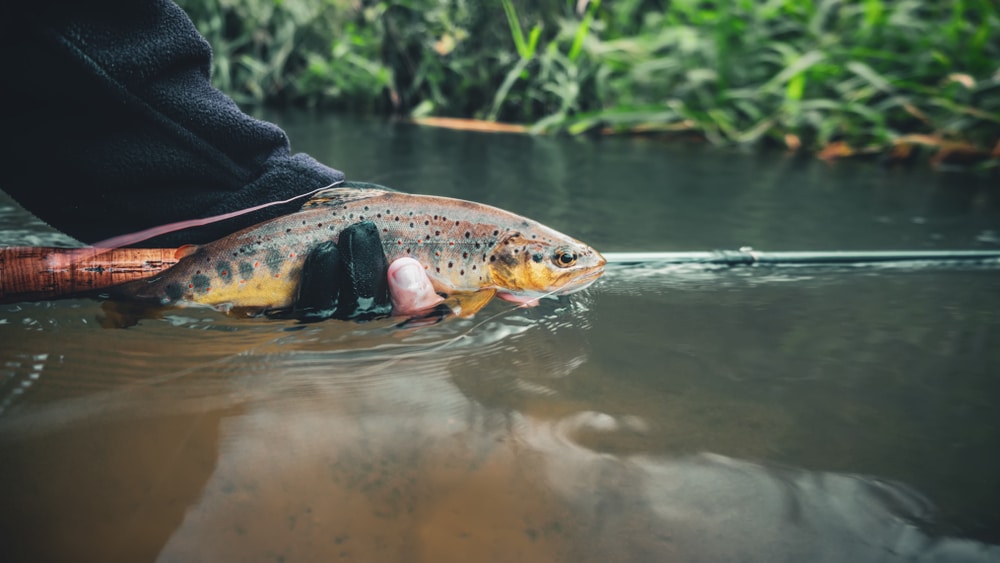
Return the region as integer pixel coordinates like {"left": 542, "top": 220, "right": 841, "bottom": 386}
{"left": 289, "top": 252, "right": 296, "bottom": 258}
{"left": 398, "top": 240, "right": 403, "bottom": 245}
{"left": 254, "top": 261, "right": 260, "bottom": 268}
{"left": 449, "top": 241, "right": 455, "bottom": 247}
{"left": 274, "top": 273, "right": 281, "bottom": 278}
{"left": 188, "top": 283, "right": 193, "bottom": 289}
{"left": 221, "top": 270, "right": 227, "bottom": 276}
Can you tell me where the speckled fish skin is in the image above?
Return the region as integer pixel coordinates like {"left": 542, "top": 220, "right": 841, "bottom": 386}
{"left": 123, "top": 188, "right": 606, "bottom": 311}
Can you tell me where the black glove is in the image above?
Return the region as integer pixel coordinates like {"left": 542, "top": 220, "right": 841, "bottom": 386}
{"left": 291, "top": 221, "right": 392, "bottom": 322}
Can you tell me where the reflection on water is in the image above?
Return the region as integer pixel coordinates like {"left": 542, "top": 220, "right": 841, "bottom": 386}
{"left": 2, "top": 114, "right": 1000, "bottom": 561}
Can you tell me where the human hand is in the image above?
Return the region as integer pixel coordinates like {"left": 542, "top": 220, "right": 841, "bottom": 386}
{"left": 293, "top": 221, "right": 443, "bottom": 321}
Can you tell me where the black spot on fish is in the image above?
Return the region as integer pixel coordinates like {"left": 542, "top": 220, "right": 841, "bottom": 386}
{"left": 532, "top": 253, "right": 543, "bottom": 263}
{"left": 410, "top": 222, "right": 415, "bottom": 228}
{"left": 364, "top": 205, "right": 369, "bottom": 211}
{"left": 435, "top": 267, "right": 441, "bottom": 273}
{"left": 464, "top": 231, "right": 471, "bottom": 239}
{"left": 492, "top": 230, "right": 499, "bottom": 236}
{"left": 349, "top": 213, "right": 354, "bottom": 219}
{"left": 521, "top": 221, "right": 529, "bottom": 228}
{"left": 435, "top": 230, "right": 441, "bottom": 236}
{"left": 474, "top": 242, "right": 481, "bottom": 249}
{"left": 424, "top": 220, "right": 430, "bottom": 226}
{"left": 462, "top": 252, "right": 469, "bottom": 259}
{"left": 377, "top": 214, "right": 382, "bottom": 218}
{"left": 286, "top": 228, "right": 292, "bottom": 233}
{"left": 164, "top": 282, "right": 184, "bottom": 301}
{"left": 265, "top": 248, "right": 283, "bottom": 273}
{"left": 448, "top": 261, "right": 453, "bottom": 268}
{"left": 239, "top": 262, "right": 254, "bottom": 280}
{"left": 489, "top": 256, "right": 496, "bottom": 262}
{"left": 471, "top": 265, "right": 477, "bottom": 270}
{"left": 460, "top": 269, "right": 465, "bottom": 275}
{"left": 191, "top": 274, "right": 211, "bottom": 292}
{"left": 433, "top": 215, "right": 439, "bottom": 220}
{"left": 455, "top": 221, "right": 460, "bottom": 226}
{"left": 395, "top": 216, "right": 400, "bottom": 222}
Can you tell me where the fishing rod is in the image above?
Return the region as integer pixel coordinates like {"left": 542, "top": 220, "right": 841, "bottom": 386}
{"left": 603, "top": 248, "right": 1000, "bottom": 267}
{"left": 2, "top": 246, "right": 998, "bottom": 305}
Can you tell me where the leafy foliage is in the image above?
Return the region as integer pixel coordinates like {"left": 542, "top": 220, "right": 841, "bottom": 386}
{"left": 176, "top": 0, "right": 1000, "bottom": 163}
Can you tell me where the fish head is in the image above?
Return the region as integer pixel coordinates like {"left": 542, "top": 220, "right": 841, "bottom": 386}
{"left": 486, "top": 229, "right": 606, "bottom": 304}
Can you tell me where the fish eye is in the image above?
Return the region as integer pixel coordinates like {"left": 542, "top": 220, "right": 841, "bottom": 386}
{"left": 552, "top": 247, "right": 578, "bottom": 268}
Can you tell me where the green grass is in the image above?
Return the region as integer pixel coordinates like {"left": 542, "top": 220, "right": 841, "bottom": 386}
{"left": 176, "top": 0, "right": 1000, "bottom": 167}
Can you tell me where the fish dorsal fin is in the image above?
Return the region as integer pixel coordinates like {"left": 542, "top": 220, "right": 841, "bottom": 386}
{"left": 302, "top": 184, "right": 395, "bottom": 210}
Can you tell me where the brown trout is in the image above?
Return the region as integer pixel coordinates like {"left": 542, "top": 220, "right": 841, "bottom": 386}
{"left": 116, "top": 187, "right": 605, "bottom": 315}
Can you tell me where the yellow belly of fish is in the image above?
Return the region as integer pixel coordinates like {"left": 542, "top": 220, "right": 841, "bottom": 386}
{"left": 185, "top": 261, "right": 302, "bottom": 309}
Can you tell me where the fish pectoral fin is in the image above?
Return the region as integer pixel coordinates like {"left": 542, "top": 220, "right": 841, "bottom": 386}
{"left": 442, "top": 288, "right": 497, "bottom": 318}
{"left": 302, "top": 185, "right": 391, "bottom": 209}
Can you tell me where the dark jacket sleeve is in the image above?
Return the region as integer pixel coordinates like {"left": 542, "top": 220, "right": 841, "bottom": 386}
{"left": 0, "top": 0, "right": 345, "bottom": 247}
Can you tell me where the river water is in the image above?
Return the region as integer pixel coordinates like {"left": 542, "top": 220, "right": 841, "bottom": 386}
{"left": 1, "top": 113, "right": 999, "bottom": 562}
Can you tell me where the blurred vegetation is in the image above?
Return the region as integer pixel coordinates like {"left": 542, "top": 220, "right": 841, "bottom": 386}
{"left": 175, "top": 0, "right": 1000, "bottom": 166}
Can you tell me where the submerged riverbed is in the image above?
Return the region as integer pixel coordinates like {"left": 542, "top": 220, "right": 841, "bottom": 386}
{"left": 1, "top": 113, "right": 999, "bottom": 562}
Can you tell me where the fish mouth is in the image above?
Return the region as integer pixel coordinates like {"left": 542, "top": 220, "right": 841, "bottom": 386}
{"left": 496, "top": 265, "right": 605, "bottom": 305}
{"left": 555, "top": 266, "right": 605, "bottom": 296}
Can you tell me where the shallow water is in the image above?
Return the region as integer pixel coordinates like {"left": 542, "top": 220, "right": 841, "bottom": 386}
{"left": 2, "top": 113, "right": 1000, "bottom": 562}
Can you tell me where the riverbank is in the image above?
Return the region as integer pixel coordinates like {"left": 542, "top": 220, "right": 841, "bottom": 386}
{"left": 177, "top": 0, "right": 999, "bottom": 168}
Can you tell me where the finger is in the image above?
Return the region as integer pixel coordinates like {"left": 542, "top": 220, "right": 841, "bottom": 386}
{"left": 388, "top": 257, "right": 445, "bottom": 315}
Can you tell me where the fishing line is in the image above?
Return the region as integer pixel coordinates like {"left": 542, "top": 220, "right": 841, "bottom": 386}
{"left": 88, "top": 180, "right": 346, "bottom": 250}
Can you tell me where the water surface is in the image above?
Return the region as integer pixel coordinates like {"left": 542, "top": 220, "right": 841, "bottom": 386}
{"left": 1, "top": 113, "right": 999, "bottom": 562}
